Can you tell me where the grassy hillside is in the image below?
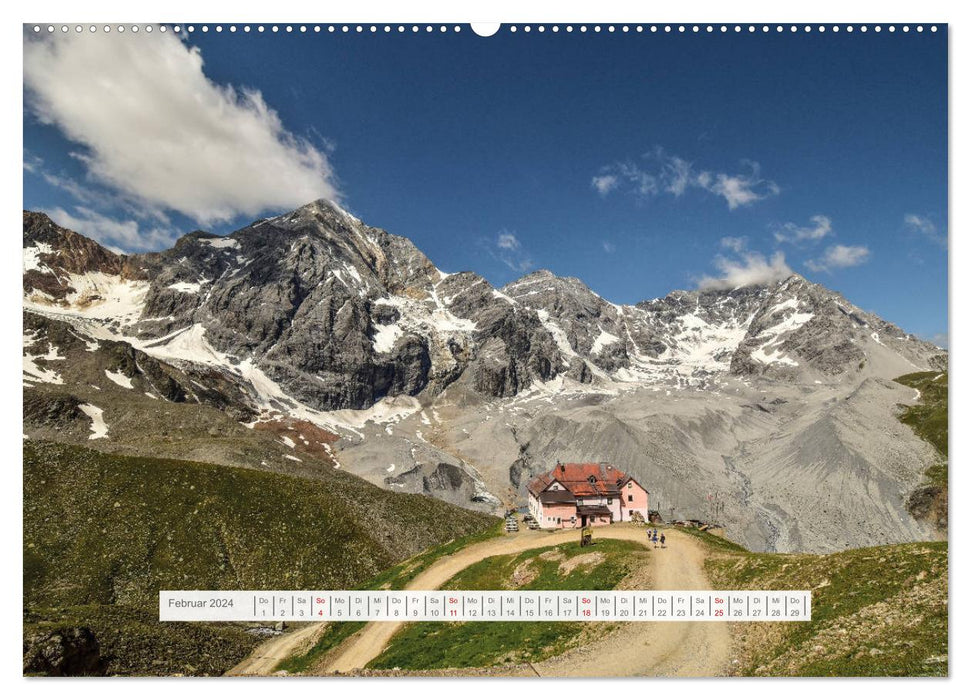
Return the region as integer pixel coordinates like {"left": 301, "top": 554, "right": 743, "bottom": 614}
{"left": 366, "top": 539, "right": 645, "bottom": 670}
{"left": 895, "top": 370, "right": 947, "bottom": 463}
{"left": 281, "top": 539, "right": 645, "bottom": 674}
{"left": 894, "top": 371, "right": 948, "bottom": 530}
{"left": 23, "top": 440, "right": 498, "bottom": 676}
{"left": 24, "top": 605, "right": 259, "bottom": 677}
{"left": 274, "top": 523, "right": 506, "bottom": 673}
{"left": 681, "top": 527, "right": 947, "bottom": 677}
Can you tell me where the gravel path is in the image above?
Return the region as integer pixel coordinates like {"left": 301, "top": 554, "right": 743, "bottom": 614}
{"left": 535, "top": 529, "right": 731, "bottom": 677}
{"left": 229, "top": 525, "right": 731, "bottom": 677}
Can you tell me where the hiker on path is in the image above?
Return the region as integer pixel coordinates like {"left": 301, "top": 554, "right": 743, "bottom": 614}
{"left": 652, "top": 532, "right": 659, "bottom": 549}
{"left": 660, "top": 533, "right": 666, "bottom": 549}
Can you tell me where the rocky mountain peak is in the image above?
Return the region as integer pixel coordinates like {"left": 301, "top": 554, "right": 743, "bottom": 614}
{"left": 510, "top": 268, "right": 556, "bottom": 282}
{"left": 172, "top": 230, "right": 221, "bottom": 248}
{"left": 23, "top": 204, "right": 945, "bottom": 414}
{"left": 23, "top": 211, "right": 146, "bottom": 306}
{"left": 503, "top": 269, "right": 615, "bottom": 314}
{"left": 258, "top": 197, "right": 362, "bottom": 233}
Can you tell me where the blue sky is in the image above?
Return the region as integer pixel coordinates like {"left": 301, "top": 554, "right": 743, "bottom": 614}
{"left": 23, "top": 26, "right": 947, "bottom": 343}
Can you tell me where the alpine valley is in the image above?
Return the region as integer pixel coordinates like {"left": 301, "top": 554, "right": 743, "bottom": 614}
{"left": 23, "top": 201, "right": 947, "bottom": 555}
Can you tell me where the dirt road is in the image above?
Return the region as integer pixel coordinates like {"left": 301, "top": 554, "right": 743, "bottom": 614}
{"left": 227, "top": 622, "right": 325, "bottom": 676}
{"left": 229, "top": 525, "right": 731, "bottom": 677}
{"left": 534, "top": 528, "right": 731, "bottom": 677}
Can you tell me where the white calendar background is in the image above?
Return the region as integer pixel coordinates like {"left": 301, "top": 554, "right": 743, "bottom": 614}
{"left": 160, "top": 590, "right": 811, "bottom": 622}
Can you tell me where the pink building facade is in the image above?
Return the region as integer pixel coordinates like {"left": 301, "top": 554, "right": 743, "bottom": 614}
{"left": 526, "top": 462, "right": 649, "bottom": 529}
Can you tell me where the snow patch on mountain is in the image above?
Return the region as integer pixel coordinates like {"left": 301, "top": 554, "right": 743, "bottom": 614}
{"left": 23, "top": 242, "right": 54, "bottom": 273}
{"left": 751, "top": 344, "right": 799, "bottom": 366}
{"left": 535, "top": 309, "right": 576, "bottom": 358}
{"left": 23, "top": 354, "right": 64, "bottom": 386}
{"left": 590, "top": 329, "right": 620, "bottom": 354}
{"left": 104, "top": 369, "right": 133, "bottom": 389}
{"left": 372, "top": 322, "right": 404, "bottom": 353}
{"left": 79, "top": 403, "right": 108, "bottom": 439}
{"left": 26, "top": 271, "right": 149, "bottom": 326}
{"left": 374, "top": 293, "right": 476, "bottom": 339}
{"left": 23, "top": 333, "right": 65, "bottom": 386}
{"left": 750, "top": 306, "right": 814, "bottom": 366}
{"left": 200, "top": 237, "right": 239, "bottom": 249}
{"left": 167, "top": 281, "right": 204, "bottom": 294}
{"left": 491, "top": 289, "right": 516, "bottom": 304}
{"left": 328, "top": 396, "right": 423, "bottom": 430}
{"left": 144, "top": 324, "right": 231, "bottom": 366}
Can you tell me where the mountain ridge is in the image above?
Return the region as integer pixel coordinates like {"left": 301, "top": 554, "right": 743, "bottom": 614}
{"left": 23, "top": 202, "right": 944, "bottom": 413}
{"left": 23, "top": 202, "right": 946, "bottom": 552}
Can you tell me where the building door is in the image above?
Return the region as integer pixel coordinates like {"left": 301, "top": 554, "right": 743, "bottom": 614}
{"left": 580, "top": 515, "right": 587, "bottom": 527}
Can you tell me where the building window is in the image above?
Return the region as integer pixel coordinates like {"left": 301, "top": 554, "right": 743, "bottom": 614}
{"left": 628, "top": 494, "right": 634, "bottom": 502}
{"left": 628, "top": 482, "right": 633, "bottom": 489}
{"left": 556, "top": 517, "right": 561, "bottom": 524}
{"left": 607, "top": 498, "right": 613, "bottom": 505}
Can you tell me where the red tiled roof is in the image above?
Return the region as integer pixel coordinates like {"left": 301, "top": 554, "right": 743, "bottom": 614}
{"left": 527, "top": 472, "right": 556, "bottom": 497}
{"left": 527, "top": 462, "right": 636, "bottom": 499}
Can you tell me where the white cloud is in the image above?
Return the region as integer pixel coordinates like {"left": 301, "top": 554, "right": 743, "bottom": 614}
{"left": 602, "top": 241, "right": 616, "bottom": 253}
{"left": 698, "top": 252, "right": 792, "bottom": 289}
{"left": 619, "top": 162, "right": 659, "bottom": 196}
{"left": 23, "top": 150, "right": 44, "bottom": 173}
{"left": 698, "top": 251, "right": 792, "bottom": 290}
{"left": 26, "top": 153, "right": 173, "bottom": 227}
{"left": 492, "top": 230, "right": 533, "bottom": 272}
{"left": 904, "top": 214, "right": 936, "bottom": 235}
{"left": 24, "top": 32, "right": 339, "bottom": 226}
{"left": 591, "top": 174, "right": 619, "bottom": 196}
{"left": 719, "top": 236, "right": 747, "bottom": 253}
{"left": 592, "top": 152, "right": 778, "bottom": 210}
{"left": 704, "top": 165, "right": 780, "bottom": 210}
{"left": 806, "top": 244, "right": 871, "bottom": 272}
{"left": 904, "top": 214, "right": 946, "bottom": 247}
{"left": 661, "top": 156, "right": 692, "bottom": 196}
{"left": 773, "top": 215, "right": 833, "bottom": 244}
{"left": 497, "top": 231, "right": 521, "bottom": 250}
{"left": 43, "top": 206, "right": 176, "bottom": 252}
